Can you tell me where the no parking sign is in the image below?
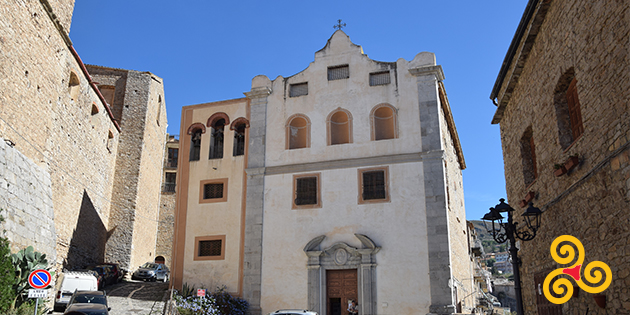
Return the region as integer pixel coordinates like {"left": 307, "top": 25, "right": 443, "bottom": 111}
{"left": 28, "top": 269, "right": 51, "bottom": 289}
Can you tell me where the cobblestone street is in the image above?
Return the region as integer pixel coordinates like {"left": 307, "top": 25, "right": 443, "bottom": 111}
{"left": 52, "top": 280, "right": 170, "bottom": 315}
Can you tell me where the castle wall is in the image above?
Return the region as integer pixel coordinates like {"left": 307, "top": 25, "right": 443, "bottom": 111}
{"left": 0, "top": 138, "right": 56, "bottom": 261}
{"left": 0, "top": 0, "right": 120, "bottom": 269}
{"left": 87, "top": 66, "right": 168, "bottom": 271}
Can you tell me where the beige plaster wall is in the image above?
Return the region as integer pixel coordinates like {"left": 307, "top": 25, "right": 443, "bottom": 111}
{"left": 181, "top": 100, "right": 249, "bottom": 292}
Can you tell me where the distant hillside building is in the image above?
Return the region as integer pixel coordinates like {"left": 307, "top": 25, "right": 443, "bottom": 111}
{"left": 490, "top": 0, "right": 629, "bottom": 313}
{"left": 173, "top": 31, "right": 474, "bottom": 315}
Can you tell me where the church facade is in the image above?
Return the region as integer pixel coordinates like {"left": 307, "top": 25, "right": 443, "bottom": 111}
{"left": 173, "top": 31, "right": 473, "bottom": 315}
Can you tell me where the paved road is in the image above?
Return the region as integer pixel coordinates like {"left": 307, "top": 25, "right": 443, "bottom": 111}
{"left": 52, "top": 280, "right": 170, "bottom": 315}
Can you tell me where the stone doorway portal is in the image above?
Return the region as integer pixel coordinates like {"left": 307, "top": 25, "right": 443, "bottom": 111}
{"left": 326, "top": 269, "right": 357, "bottom": 315}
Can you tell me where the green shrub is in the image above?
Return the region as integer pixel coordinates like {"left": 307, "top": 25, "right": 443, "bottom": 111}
{"left": 0, "top": 213, "right": 15, "bottom": 313}
{"left": 10, "top": 246, "right": 51, "bottom": 309}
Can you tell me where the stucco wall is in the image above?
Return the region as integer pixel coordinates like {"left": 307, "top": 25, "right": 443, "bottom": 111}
{"left": 179, "top": 99, "right": 249, "bottom": 292}
{"left": 495, "top": 0, "right": 629, "bottom": 313}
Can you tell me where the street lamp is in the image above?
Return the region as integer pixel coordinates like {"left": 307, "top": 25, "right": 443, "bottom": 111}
{"left": 481, "top": 198, "right": 542, "bottom": 315}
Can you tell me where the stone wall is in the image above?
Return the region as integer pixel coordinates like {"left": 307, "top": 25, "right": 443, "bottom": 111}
{"left": 438, "top": 84, "right": 475, "bottom": 313}
{"left": 0, "top": 138, "right": 56, "bottom": 261}
{"left": 87, "top": 66, "right": 168, "bottom": 271}
{"left": 0, "top": 0, "right": 120, "bottom": 270}
{"left": 495, "top": 0, "right": 629, "bottom": 313}
{"left": 156, "top": 137, "right": 178, "bottom": 267}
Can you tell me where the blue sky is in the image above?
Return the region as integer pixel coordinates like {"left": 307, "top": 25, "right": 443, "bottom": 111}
{"left": 70, "top": 0, "right": 528, "bottom": 221}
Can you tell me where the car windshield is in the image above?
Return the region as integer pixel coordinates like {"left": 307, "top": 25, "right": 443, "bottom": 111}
{"left": 141, "top": 263, "right": 158, "bottom": 269}
{"left": 72, "top": 294, "right": 107, "bottom": 305}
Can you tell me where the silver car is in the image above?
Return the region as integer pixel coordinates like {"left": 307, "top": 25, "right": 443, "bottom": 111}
{"left": 131, "top": 263, "right": 169, "bottom": 282}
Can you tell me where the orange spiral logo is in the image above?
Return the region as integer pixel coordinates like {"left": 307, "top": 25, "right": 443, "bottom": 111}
{"left": 543, "top": 235, "right": 612, "bottom": 304}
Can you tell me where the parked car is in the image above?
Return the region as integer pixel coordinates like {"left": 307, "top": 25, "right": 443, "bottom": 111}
{"left": 131, "top": 262, "right": 169, "bottom": 282}
{"left": 54, "top": 271, "right": 99, "bottom": 311}
{"left": 269, "top": 310, "right": 318, "bottom": 315}
{"left": 64, "top": 302, "right": 109, "bottom": 315}
{"left": 87, "top": 265, "right": 116, "bottom": 287}
{"left": 68, "top": 290, "right": 109, "bottom": 309}
{"left": 102, "top": 263, "right": 124, "bottom": 283}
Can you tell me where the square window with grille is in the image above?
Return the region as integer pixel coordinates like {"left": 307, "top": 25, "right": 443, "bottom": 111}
{"left": 370, "top": 71, "right": 391, "bottom": 86}
{"left": 198, "top": 240, "right": 222, "bottom": 257}
{"left": 328, "top": 65, "right": 349, "bottom": 81}
{"left": 295, "top": 177, "right": 318, "bottom": 206}
{"left": 290, "top": 82, "right": 308, "bottom": 97}
{"left": 362, "top": 170, "right": 386, "bottom": 200}
{"left": 203, "top": 183, "right": 223, "bottom": 199}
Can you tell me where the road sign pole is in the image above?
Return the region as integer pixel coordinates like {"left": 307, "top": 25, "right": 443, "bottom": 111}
{"left": 33, "top": 298, "right": 38, "bottom": 315}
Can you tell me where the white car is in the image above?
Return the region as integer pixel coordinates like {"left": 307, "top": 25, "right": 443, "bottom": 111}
{"left": 269, "top": 310, "right": 318, "bottom": 315}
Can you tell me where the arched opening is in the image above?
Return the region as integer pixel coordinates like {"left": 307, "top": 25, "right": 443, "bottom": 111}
{"left": 328, "top": 109, "right": 351, "bottom": 145}
{"left": 68, "top": 71, "right": 80, "bottom": 101}
{"left": 287, "top": 115, "right": 310, "bottom": 149}
{"left": 233, "top": 123, "right": 246, "bottom": 156}
{"left": 372, "top": 105, "right": 397, "bottom": 141}
{"left": 209, "top": 119, "right": 225, "bottom": 159}
{"left": 554, "top": 68, "right": 583, "bottom": 149}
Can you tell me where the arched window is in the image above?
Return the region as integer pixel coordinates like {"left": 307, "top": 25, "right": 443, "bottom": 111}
{"left": 68, "top": 71, "right": 80, "bottom": 101}
{"left": 520, "top": 126, "right": 537, "bottom": 186}
{"left": 327, "top": 109, "right": 352, "bottom": 145}
{"left": 187, "top": 123, "right": 206, "bottom": 161}
{"left": 230, "top": 117, "right": 250, "bottom": 157}
{"left": 286, "top": 114, "right": 310, "bottom": 150}
{"left": 233, "top": 123, "right": 246, "bottom": 156}
{"left": 371, "top": 104, "right": 398, "bottom": 141}
{"left": 209, "top": 119, "right": 225, "bottom": 159}
{"left": 554, "top": 68, "right": 583, "bottom": 149}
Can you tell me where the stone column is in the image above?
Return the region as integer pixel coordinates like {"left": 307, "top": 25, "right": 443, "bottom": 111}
{"left": 243, "top": 84, "right": 271, "bottom": 315}
{"left": 409, "top": 63, "right": 456, "bottom": 315}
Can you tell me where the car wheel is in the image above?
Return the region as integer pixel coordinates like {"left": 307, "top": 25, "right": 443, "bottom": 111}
{"left": 162, "top": 274, "right": 169, "bottom": 282}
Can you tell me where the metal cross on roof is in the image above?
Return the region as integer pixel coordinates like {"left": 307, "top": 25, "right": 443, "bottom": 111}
{"left": 333, "top": 19, "right": 346, "bottom": 30}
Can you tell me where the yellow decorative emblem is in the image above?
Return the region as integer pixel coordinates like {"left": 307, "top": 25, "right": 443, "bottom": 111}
{"left": 543, "top": 235, "right": 612, "bottom": 304}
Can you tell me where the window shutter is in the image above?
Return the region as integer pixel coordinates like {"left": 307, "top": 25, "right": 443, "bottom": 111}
{"left": 328, "top": 65, "right": 349, "bottom": 81}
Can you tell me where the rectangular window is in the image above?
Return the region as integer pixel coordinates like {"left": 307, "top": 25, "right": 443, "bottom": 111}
{"left": 359, "top": 167, "right": 390, "bottom": 204}
{"left": 293, "top": 173, "right": 321, "bottom": 209}
{"left": 167, "top": 148, "right": 178, "bottom": 168}
{"left": 194, "top": 235, "right": 226, "bottom": 261}
{"left": 328, "top": 65, "right": 349, "bottom": 81}
{"left": 163, "top": 172, "right": 176, "bottom": 193}
{"left": 290, "top": 82, "right": 308, "bottom": 97}
{"left": 369, "top": 71, "right": 391, "bottom": 86}
{"left": 199, "top": 178, "right": 228, "bottom": 203}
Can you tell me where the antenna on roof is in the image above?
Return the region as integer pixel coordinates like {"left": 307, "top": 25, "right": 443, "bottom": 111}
{"left": 333, "top": 19, "right": 346, "bottom": 30}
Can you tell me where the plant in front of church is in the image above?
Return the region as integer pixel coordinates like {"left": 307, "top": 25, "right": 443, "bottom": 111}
{"left": 212, "top": 285, "right": 248, "bottom": 315}
{"left": 174, "top": 284, "right": 248, "bottom": 315}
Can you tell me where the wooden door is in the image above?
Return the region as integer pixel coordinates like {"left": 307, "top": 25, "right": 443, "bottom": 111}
{"left": 327, "top": 269, "right": 358, "bottom": 315}
{"left": 534, "top": 270, "right": 563, "bottom": 315}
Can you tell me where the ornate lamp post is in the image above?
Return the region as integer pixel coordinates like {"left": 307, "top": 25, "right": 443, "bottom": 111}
{"left": 482, "top": 198, "right": 542, "bottom": 315}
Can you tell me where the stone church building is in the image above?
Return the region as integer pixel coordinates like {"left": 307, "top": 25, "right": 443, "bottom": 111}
{"left": 173, "top": 31, "right": 474, "bottom": 315}
{"left": 490, "top": 0, "right": 629, "bottom": 313}
{"left": 0, "top": 0, "right": 167, "bottom": 274}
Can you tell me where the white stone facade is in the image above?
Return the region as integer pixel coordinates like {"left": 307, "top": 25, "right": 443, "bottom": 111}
{"left": 174, "top": 31, "right": 472, "bottom": 315}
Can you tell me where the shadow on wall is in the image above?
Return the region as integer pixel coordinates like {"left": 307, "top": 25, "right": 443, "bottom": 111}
{"left": 64, "top": 190, "right": 108, "bottom": 269}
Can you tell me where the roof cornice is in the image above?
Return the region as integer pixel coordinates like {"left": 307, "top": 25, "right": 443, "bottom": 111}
{"left": 490, "top": 0, "right": 552, "bottom": 124}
